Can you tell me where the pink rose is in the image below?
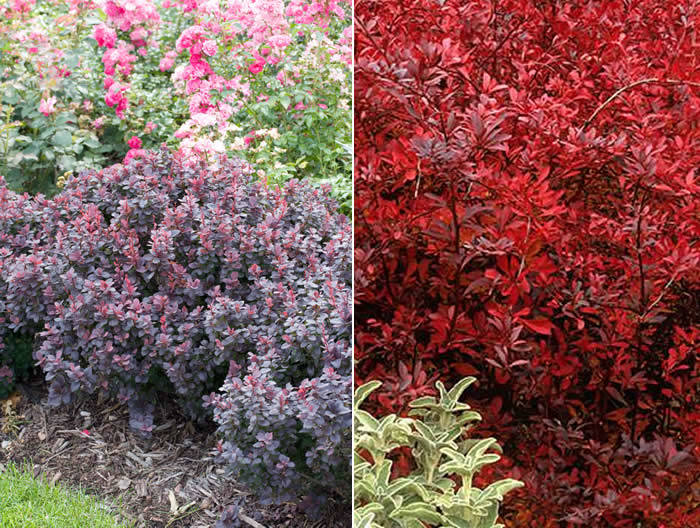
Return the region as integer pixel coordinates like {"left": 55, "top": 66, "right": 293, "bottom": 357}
{"left": 39, "top": 96, "right": 57, "bottom": 116}
{"left": 124, "top": 148, "right": 146, "bottom": 163}
{"left": 93, "top": 24, "right": 117, "bottom": 48}
{"left": 249, "top": 59, "right": 265, "bottom": 75}
{"left": 202, "top": 40, "right": 217, "bottom": 57}
{"left": 159, "top": 56, "right": 175, "bottom": 71}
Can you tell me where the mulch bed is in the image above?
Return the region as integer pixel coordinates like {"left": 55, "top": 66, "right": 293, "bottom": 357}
{"left": 0, "top": 378, "right": 350, "bottom": 528}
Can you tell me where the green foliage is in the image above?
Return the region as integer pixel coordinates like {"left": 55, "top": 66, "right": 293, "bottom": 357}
{"left": 0, "top": 4, "right": 127, "bottom": 196}
{"left": 354, "top": 378, "right": 523, "bottom": 528}
{"left": 0, "top": 462, "right": 132, "bottom": 528}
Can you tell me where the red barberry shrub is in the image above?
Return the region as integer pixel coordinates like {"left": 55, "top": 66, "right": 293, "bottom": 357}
{"left": 355, "top": 0, "right": 699, "bottom": 526}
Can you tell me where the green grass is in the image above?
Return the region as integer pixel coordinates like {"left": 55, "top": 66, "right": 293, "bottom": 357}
{"left": 0, "top": 462, "right": 132, "bottom": 528}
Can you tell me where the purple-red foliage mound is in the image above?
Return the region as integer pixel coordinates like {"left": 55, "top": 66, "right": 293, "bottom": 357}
{"left": 0, "top": 148, "right": 352, "bottom": 504}
{"left": 355, "top": 0, "right": 699, "bottom": 526}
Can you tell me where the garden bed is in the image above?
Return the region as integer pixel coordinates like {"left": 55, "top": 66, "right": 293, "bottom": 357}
{"left": 0, "top": 379, "right": 349, "bottom": 528}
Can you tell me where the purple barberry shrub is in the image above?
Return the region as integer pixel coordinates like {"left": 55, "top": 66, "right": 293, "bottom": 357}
{"left": 0, "top": 149, "right": 351, "bottom": 506}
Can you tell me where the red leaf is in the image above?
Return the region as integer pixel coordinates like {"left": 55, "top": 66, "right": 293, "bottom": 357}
{"left": 452, "top": 362, "right": 479, "bottom": 376}
{"left": 521, "top": 318, "right": 555, "bottom": 335}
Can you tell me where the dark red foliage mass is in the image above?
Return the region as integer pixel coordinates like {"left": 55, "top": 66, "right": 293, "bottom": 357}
{"left": 354, "top": 0, "right": 700, "bottom": 526}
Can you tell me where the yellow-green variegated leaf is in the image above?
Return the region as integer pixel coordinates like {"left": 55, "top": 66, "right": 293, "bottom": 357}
{"left": 408, "top": 395, "right": 439, "bottom": 409}
{"left": 354, "top": 381, "right": 382, "bottom": 410}
{"left": 475, "top": 478, "right": 524, "bottom": 504}
{"left": 385, "top": 477, "right": 418, "bottom": 498}
{"left": 446, "top": 377, "right": 477, "bottom": 402}
{"left": 389, "top": 502, "right": 445, "bottom": 524}
{"left": 410, "top": 420, "right": 441, "bottom": 454}
{"left": 375, "top": 459, "right": 393, "bottom": 489}
{"left": 355, "top": 502, "right": 384, "bottom": 517}
{"left": 454, "top": 410, "right": 483, "bottom": 426}
{"left": 464, "top": 438, "right": 499, "bottom": 460}
{"left": 355, "top": 409, "right": 381, "bottom": 432}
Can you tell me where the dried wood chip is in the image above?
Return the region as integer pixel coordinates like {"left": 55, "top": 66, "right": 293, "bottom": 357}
{"left": 117, "top": 477, "right": 131, "bottom": 490}
{"left": 168, "top": 489, "right": 179, "bottom": 514}
{"left": 240, "top": 512, "right": 268, "bottom": 528}
{"left": 136, "top": 480, "right": 148, "bottom": 497}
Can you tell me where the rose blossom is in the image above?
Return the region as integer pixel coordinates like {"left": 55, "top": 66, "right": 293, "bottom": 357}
{"left": 249, "top": 59, "right": 265, "bottom": 75}
{"left": 39, "top": 96, "right": 57, "bottom": 116}
{"left": 202, "top": 40, "right": 217, "bottom": 56}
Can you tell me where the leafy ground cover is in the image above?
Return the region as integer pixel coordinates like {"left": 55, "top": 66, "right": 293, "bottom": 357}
{"left": 0, "top": 460, "right": 131, "bottom": 528}
{"left": 355, "top": 0, "right": 699, "bottom": 526}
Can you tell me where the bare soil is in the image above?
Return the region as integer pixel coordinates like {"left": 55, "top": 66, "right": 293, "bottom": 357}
{"left": 0, "top": 379, "right": 350, "bottom": 528}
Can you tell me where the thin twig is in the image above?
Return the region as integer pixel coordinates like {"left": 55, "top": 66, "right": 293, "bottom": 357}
{"left": 583, "top": 78, "right": 700, "bottom": 129}
{"left": 644, "top": 275, "right": 676, "bottom": 316}
{"left": 414, "top": 159, "right": 422, "bottom": 198}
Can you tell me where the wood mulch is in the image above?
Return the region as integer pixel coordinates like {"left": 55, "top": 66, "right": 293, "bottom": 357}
{"left": 0, "top": 379, "right": 350, "bottom": 528}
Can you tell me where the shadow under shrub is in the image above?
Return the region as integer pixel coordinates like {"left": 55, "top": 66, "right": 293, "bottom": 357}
{"left": 0, "top": 147, "right": 352, "bottom": 504}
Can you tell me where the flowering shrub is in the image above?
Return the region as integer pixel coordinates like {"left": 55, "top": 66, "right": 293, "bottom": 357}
{"left": 354, "top": 378, "right": 523, "bottom": 528}
{"left": 355, "top": 0, "right": 699, "bottom": 526}
{"left": 0, "top": 1, "right": 351, "bottom": 212}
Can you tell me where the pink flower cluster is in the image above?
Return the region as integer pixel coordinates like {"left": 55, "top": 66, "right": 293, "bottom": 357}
{"left": 286, "top": 0, "right": 347, "bottom": 27}
{"left": 102, "top": 0, "right": 160, "bottom": 32}
{"left": 104, "top": 79, "right": 129, "bottom": 117}
{"left": 164, "top": 0, "right": 350, "bottom": 157}
{"left": 86, "top": 0, "right": 350, "bottom": 160}
{"left": 102, "top": 41, "right": 137, "bottom": 76}
{"left": 93, "top": 23, "right": 117, "bottom": 48}
{"left": 125, "top": 135, "right": 146, "bottom": 161}
{"left": 39, "top": 96, "right": 57, "bottom": 116}
{"left": 159, "top": 50, "right": 177, "bottom": 71}
{"left": 10, "top": 0, "right": 36, "bottom": 15}
{"left": 93, "top": 1, "right": 161, "bottom": 120}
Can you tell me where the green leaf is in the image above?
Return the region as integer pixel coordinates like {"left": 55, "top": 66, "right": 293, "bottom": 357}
{"left": 354, "top": 381, "right": 382, "bottom": 409}
{"left": 465, "top": 438, "right": 499, "bottom": 460}
{"left": 447, "top": 377, "right": 477, "bottom": 402}
{"left": 375, "top": 459, "right": 392, "bottom": 489}
{"left": 476, "top": 479, "right": 524, "bottom": 503}
{"left": 385, "top": 477, "right": 417, "bottom": 498}
{"left": 51, "top": 130, "right": 73, "bottom": 147}
{"left": 355, "top": 410, "right": 381, "bottom": 432}
{"left": 409, "top": 396, "right": 438, "bottom": 408}
{"left": 58, "top": 155, "right": 76, "bottom": 171}
{"left": 390, "top": 502, "right": 444, "bottom": 524}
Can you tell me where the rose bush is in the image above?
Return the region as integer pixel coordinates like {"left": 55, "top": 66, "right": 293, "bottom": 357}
{"left": 0, "top": 0, "right": 351, "bottom": 212}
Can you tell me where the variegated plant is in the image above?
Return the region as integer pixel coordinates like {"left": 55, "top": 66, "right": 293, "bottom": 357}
{"left": 354, "top": 377, "right": 523, "bottom": 528}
